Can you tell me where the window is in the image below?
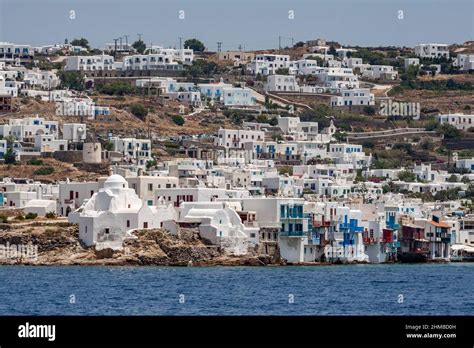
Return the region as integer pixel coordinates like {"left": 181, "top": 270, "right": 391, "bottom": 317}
{"left": 143, "top": 222, "right": 148, "bottom": 228}
{"left": 126, "top": 220, "right": 130, "bottom": 228}
{"left": 148, "top": 183, "right": 153, "bottom": 191}
{"left": 105, "top": 228, "right": 110, "bottom": 234}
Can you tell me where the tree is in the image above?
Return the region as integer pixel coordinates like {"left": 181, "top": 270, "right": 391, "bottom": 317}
{"left": 3, "top": 148, "right": 16, "bottom": 164}
{"left": 59, "top": 71, "right": 85, "bottom": 91}
{"left": 461, "top": 176, "right": 471, "bottom": 184}
{"left": 132, "top": 40, "right": 146, "bottom": 54}
{"left": 447, "top": 174, "right": 458, "bottom": 183}
{"left": 70, "top": 38, "right": 90, "bottom": 49}
{"left": 328, "top": 46, "right": 337, "bottom": 56}
{"left": 146, "top": 160, "right": 157, "bottom": 169}
{"left": 362, "top": 141, "right": 375, "bottom": 149}
{"left": 96, "top": 81, "right": 135, "bottom": 95}
{"left": 130, "top": 103, "right": 148, "bottom": 119}
{"left": 275, "top": 68, "right": 289, "bottom": 75}
{"left": 439, "top": 124, "right": 461, "bottom": 139}
{"left": 397, "top": 170, "right": 416, "bottom": 182}
{"left": 334, "top": 131, "right": 347, "bottom": 142}
{"left": 294, "top": 41, "right": 305, "bottom": 48}
{"left": 363, "top": 105, "right": 376, "bottom": 116}
{"left": 184, "top": 39, "right": 205, "bottom": 52}
{"left": 185, "top": 59, "right": 219, "bottom": 78}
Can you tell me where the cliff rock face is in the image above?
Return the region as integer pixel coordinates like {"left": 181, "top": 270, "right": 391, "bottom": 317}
{"left": 0, "top": 221, "right": 282, "bottom": 266}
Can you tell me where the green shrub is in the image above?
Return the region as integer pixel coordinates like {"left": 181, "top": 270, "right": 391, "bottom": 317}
{"left": 33, "top": 166, "right": 55, "bottom": 175}
{"left": 0, "top": 215, "right": 8, "bottom": 223}
{"left": 171, "top": 115, "right": 185, "bottom": 126}
{"left": 15, "top": 214, "right": 25, "bottom": 221}
{"left": 45, "top": 212, "right": 57, "bottom": 219}
{"left": 25, "top": 212, "right": 38, "bottom": 220}
{"left": 28, "top": 158, "right": 43, "bottom": 166}
{"left": 130, "top": 103, "right": 148, "bottom": 119}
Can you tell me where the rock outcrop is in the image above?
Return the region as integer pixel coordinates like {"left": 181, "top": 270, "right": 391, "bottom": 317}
{"left": 0, "top": 221, "right": 283, "bottom": 266}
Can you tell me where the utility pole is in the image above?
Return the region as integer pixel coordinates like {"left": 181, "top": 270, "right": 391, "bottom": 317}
{"left": 179, "top": 37, "right": 183, "bottom": 50}
{"left": 216, "top": 42, "right": 222, "bottom": 52}
{"left": 137, "top": 33, "right": 143, "bottom": 42}
{"left": 279, "top": 36, "right": 281, "bottom": 53}
{"left": 113, "top": 38, "right": 118, "bottom": 56}
{"left": 238, "top": 44, "right": 242, "bottom": 51}
{"left": 119, "top": 36, "right": 123, "bottom": 51}
{"left": 123, "top": 34, "right": 129, "bottom": 49}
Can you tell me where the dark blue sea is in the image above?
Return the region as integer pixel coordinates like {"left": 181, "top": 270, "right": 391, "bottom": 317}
{"left": 0, "top": 264, "right": 472, "bottom": 315}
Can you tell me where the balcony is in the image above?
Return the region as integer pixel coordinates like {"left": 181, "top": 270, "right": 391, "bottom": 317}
{"left": 280, "top": 230, "right": 307, "bottom": 237}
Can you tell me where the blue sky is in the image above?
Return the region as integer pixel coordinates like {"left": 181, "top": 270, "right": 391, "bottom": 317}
{"left": 0, "top": 0, "right": 472, "bottom": 50}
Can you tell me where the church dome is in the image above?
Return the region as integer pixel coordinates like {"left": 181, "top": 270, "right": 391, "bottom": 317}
{"left": 104, "top": 174, "right": 127, "bottom": 189}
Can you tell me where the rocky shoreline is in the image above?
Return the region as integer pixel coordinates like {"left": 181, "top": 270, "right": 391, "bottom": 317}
{"left": 0, "top": 221, "right": 285, "bottom": 266}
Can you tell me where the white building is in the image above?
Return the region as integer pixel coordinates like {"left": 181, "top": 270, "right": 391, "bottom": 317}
{"left": 251, "top": 54, "right": 291, "bottom": 75}
{"left": 436, "top": 113, "right": 474, "bottom": 130}
{"left": 0, "top": 42, "right": 34, "bottom": 63}
{"left": 198, "top": 80, "right": 233, "bottom": 101}
{"left": 404, "top": 58, "right": 420, "bottom": 69}
{"left": 118, "top": 54, "right": 182, "bottom": 71}
{"left": 23, "top": 69, "right": 59, "bottom": 90}
{"left": 329, "top": 143, "right": 372, "bottom": 169}
{"left": 215, "top": 129, "right": 265, "bottom": 149}
{"left": 264, "top": 74, "right": 298, "bottom": 92}
{"left": 145, "top": 46, "right": 194, "bottom": 65}
{"left": 453, "top": 54, "right": 474, "bottom": 71}
{"left": 24, "top": 199, "right": 57, "bottom": 216}
{"left": 59, "top": 181, "right": 100, "bottom": 216}
{"left": 109, "top": 137, "right": 152, "bottom": 167}
{"left": 62, "top": 124, "right": 87, "bottom": 142}
{"left": 222, "top": 87, "right": 256, "bottom": 106}
{"left": 0, "top": 116, "right": 58, "bottom": 142}
{"left": 330, "top": 88, "right": 374, "bottom": 107}
{"left": 65, "top": 54, "right": 115, "bottom": 71}
{"left": 34, "top": 134, "right": 67, "bottom": 153}
{"left": 362, "top": 65, "right": 398, "bottom": 80}
{"left": 0, "top": 76, "right": 18, "bottom": 97}
{"left": 178, "top": 201, "right": 259, "bottom": 255}
{"left": 291, "top": 59, "right": 319, "bottom": 75}
{"left": 414, "top": 43, "right": 450, "bottom": 59}
{"left": 455, "top": 158, "right": 474, "bottom": 172}
{"left": 315, "top": 67, "right": 359, "bottom": 89}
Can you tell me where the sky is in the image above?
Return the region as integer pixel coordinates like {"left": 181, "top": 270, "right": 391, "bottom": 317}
{"left": 0, "top": 0, "right": 472, "bottom": 50}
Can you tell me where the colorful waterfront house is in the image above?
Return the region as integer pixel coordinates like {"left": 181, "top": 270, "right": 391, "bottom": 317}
{"left": 416, "top": 216, "right": 452, "bottom": 260}
{"left": 278, "top": 200, "right": 310, "bottom": 263}
{"left": 399, "top": 222, "right": 429, "bottom": 262}
{"left": 333, "top": 207, "right": 368, "bottom": 262}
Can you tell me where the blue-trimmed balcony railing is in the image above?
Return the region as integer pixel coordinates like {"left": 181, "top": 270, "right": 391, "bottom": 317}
{"left": 280, "top": 230, "right": 307, "bottom": 237}
{"left": 339, "top": 218, "right": 363, "bottom": 234}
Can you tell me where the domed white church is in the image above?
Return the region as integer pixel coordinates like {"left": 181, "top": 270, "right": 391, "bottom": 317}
{"left": 69, "top": 174, "right": 176, "bottom": 250}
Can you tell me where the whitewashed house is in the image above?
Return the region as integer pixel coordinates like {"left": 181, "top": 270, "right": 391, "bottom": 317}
{"left": 178, "top": 201, "right": 259, "bottom": 255}
{"left": 453, "top": 54, "right": 474, "bottom": 71}
{"left": 250, "top": 54, "right": 291, "bottom": 75}
{"left": 264, "top": 74, "right": 298, "bottom": 92}
{"left": 436, "top": 113, "right": 474, "bottom": 130}
{"left": 414, "top": 43, "right": 450, "bottom": 59}
{"left": 65, "top": 54, "right": 115, "bottom": 71}
{"left": 330, "top": 88, "right": 374, "bottom": 107}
